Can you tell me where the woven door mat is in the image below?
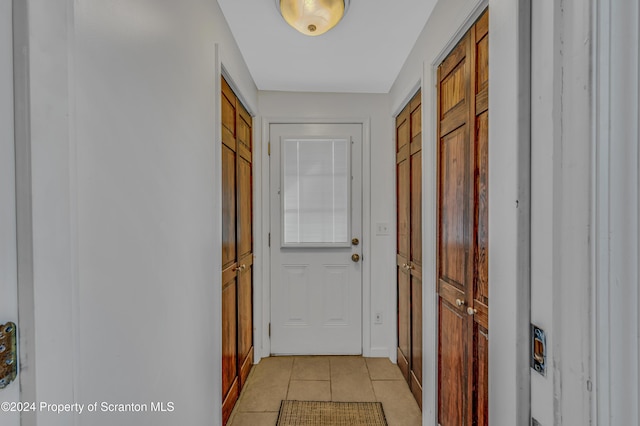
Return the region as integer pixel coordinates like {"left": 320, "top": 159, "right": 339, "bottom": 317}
{"left": 276, "top": 400, "right": 388, "bottom": 426}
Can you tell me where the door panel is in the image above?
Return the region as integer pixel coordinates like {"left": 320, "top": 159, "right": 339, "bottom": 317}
{"left": 237, "top": 156, "right": 252, "bottom": 261}
{"left": 439, "top": 127, "right": 468, "bottom": 288}
{"left": 397, "top": 264, "right": 411, "bottom": 380}
{"left": 222, "top": 275, "right": 237, "bottom": 400}
{"left": 438, "top": 300, "right": 466, "bottom": 426}
{"left": 410, "top": 154, "right": 422, "bottom": 267}
{"left": 437, "top": 10, "right": 489, "bottom": 426}
{"left": 474, "top": 326, "right": 489, "bottom": 426}
{"left": 270, "top": 123, "right": 363, "bottom": 355}
{"left": 410, "top": 274, "right": 423, "bottom": 407}
{"left": 222, "top": 145, "right": 236, "bottom": 269}
{"left": 237, "top": 261, "right": 253, "bottom": 387}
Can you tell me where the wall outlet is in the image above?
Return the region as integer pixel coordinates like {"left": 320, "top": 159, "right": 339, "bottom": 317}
{"left": 374, "top": 313, "right": 383, "bottom": 324}
{"left": 376, "top": 222, "right": 390, "bottom": 235}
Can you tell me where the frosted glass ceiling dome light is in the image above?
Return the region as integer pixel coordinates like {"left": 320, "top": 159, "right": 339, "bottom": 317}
{"left": 277, "top": 0, "right": 350, "bottom": 36}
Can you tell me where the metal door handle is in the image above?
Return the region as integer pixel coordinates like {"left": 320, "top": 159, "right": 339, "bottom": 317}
{"left": 467, "top": 307, "right": 477, "bottom": 316}
{"left": 351, "top": 253, "right": 360, "bottom": 262}
{"left": 456, "top": 299, "right": 465, "bottom": 307}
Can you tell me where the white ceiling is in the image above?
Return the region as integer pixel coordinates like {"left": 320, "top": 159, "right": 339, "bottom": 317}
{"left": 216, "top": 0, "right": 438, "bottom": 93}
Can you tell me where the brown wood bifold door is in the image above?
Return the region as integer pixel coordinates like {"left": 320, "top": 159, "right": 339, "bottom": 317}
{"left": 437, "top": 10, "right": 488, "bottom": 426}
{"left": 221, "top": 77, "right": 253, "bottom": 426}
{"left": 396, "top": 89, "right": 422, "bottom": 408}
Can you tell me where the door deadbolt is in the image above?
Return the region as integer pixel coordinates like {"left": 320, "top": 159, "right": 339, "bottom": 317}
{"left": 351, "top": 238, "right": 359, "bottom": 246}
{"left": 351, "top": 253, "right": 360, "bottom": 262}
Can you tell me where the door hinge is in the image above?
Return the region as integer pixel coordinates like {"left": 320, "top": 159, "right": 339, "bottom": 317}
{"left": 268, "top": 142, "right": 271, "bottom": 156}
{"left": 268, "top": 323, "right": 271, "bottom": 337}
{"left": 268, "top": 232, "right": 271, "bottom": 247}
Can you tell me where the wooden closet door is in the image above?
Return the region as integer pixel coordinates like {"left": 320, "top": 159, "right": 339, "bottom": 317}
{"left": 409, "top": 92, "right": 423, "bottom": 407}
{"left": 221, "top": 77, "right": 253, "bottom": 426}
{"left": 235, "top": 101, "right": 253, "bottom": 390}
{"left": 396, "top": 105, "right": 411, "bottom": 382}
{"left": 471, "top": 13, "right": 489, "bottom": 425}
{"left": 221, "top": 77, "right": 239, "bottom": 425}
{"left": 437, "top": 10, "right": 488, "bottom": 426}
{"left": 397, "top": 89, "right": 423, "bottom": 409}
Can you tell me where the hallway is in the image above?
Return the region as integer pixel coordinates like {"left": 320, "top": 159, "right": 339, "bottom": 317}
{"left": 227, "top": 356, "right": 421, "bottom": 426}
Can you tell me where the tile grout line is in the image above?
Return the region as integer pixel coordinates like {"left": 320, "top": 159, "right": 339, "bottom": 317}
{"left": 364, "top": 358, "right": 381, "bottom": 402}
{"left": 329, "top": 357, "right": 333, "bottom": 401}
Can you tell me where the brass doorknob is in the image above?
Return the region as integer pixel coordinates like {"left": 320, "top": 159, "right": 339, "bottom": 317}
{"left": 351, "top": 253, "right": 360, "bottom": 262}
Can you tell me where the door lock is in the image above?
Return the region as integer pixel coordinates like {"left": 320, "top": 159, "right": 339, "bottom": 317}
{"left": 351, "top": 253, "right": 360, "bottom": 262}
{"left": 351, "top": 238, "right": 359, "bottom": 246}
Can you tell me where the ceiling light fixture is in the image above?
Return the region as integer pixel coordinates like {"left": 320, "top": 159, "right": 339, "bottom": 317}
{"left": 277, "top": 0, "right": 350, "bottom": 36}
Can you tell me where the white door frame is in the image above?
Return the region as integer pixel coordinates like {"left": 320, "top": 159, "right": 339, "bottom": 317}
{"left": 259, "top": 117, "right": 372, "bottom": 360}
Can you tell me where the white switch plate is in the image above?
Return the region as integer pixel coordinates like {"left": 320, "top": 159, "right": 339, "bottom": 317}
{"left": 376, "top": 222, "right": 390, "bottom": 235}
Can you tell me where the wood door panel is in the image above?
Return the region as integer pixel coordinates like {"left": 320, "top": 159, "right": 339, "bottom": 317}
{"left": 476, "top": 35, "right": 489, "bottom": 94}
{"left": 411, "top": 154, "right": 422, "bottom": 267}
{"left": 398, "top": 268, "right": 411, "bottom": 381}
{"left": 222, "top": 278, "right": 237, "bottom": 397}
{"left": 411, "top": 276, "right": 423, "bottom": 388}
{"left": 438, "top": 300, "right": 466, "bottom": 426}
{"left": 237, "top": 157, "right": 252, "bottom": 260}
{"left": 475, "top": 111, "right": 489, "bottom": 305}
{"left": 474, "top": 326, "right": 489, "bottom": 426}
{"left": 222, "top": 377, "right": 238, "bottom": 426}
{"left": 439, "top": 36, "right": 468, "bottom": 84}
{"left": 397, "top": 159, "right": 410, "bottom": 259}
{"left": 440, "top": 62, "right": 467, "bottom": 117}
{"left": 396, "top": 107, "right": 410, "bottom": 153}
{"left": 439, "top": 127, "right": 468, "bottom": 287}
{"left": 237, "top": 104, "right": 252, "bottom": 154}
{"left": 222, "top": 145, "right": 236, "bottom": 269}
{"left": 411, "top": 105, "right": 422, "bottom": 141}
{"left": 222, "top": 81, "right": 236, "bottom": 150}
{"left": 237, "top": 266, "right": 253, "bottom": 386}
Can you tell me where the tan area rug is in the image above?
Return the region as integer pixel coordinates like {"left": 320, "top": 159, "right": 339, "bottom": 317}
{"left": 276, "top": 400, "right": 388, "bottom": 426}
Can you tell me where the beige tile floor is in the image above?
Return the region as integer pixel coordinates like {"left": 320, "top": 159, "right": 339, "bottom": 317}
{"left": 227, "top": 356, "right": 422, "bottom": 426}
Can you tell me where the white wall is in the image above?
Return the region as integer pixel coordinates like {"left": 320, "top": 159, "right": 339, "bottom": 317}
{"left": 258, "top": 91, "right": 394, "bottom": 358}
{"left": 20, "top": 0, "right": 257, "bottom": 425}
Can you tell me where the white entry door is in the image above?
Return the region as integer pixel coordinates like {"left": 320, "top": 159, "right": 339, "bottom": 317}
{"left": 0, "top": 1, "right": 20, "bottom": 424}
{"left": 270, "top": 123, "right": 363, "bottom": 355}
